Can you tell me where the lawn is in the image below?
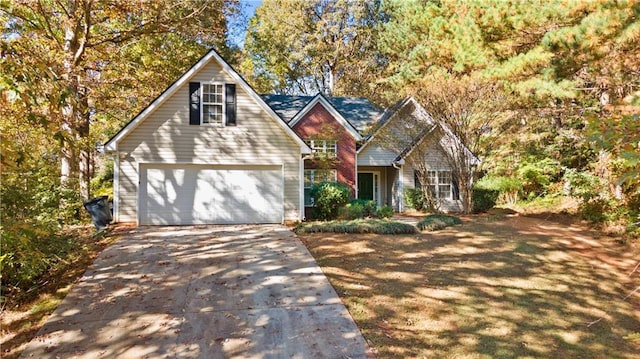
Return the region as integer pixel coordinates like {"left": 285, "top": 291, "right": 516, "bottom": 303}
{"left": 299, "top": 213, "right": 640, "bottom": 358}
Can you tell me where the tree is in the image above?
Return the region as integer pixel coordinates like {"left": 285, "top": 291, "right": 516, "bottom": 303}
{"left": 378, "top": 0, "right": 640, "bottom": 107}
{"left": 241, "top": 0, "right": 385, "bottom": 97}
{"left": 1, "top": 0, "right": 238, "bottom": 200}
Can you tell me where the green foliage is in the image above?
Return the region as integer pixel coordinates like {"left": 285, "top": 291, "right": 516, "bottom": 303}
{"left": 339, "top": 202, "right": 365, "bottom": 220}
{"left": 404, "top": 188, "right": 427, "bottom": 211}
{"left": 563, "top": 168, "right": 603, "bottom": 202}
{"left": 516, "top": 158, "right": 562, "bottom": 199}
{"left": 295, "top": 219, "right": 417, "bottom": 234}
{"left": 90, "top": 158, "right": 114, "bottom": 197}
{"left": 310, "top": 182, "right": 351, "bottom": 220}
{"left": 376, "top": 205, "right": 395, "bottom": 219}
{"left": 417, "top": 214, "right": 462, "bottom": 231}
{"left": 0, "top": 226, "right": 78, "bottom": 299}
{"left": 472, "top": 188, "right": 499, "bottom": 213}
{"left": 339, "top": 200, "right": 394, "bottom": 220}
{"left": 474, "top": 176, "right": 522, "bottom": 204}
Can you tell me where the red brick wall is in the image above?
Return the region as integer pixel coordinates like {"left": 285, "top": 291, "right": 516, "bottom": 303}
{"left": 292, "top": 103, "right": 357, "bottom": 196}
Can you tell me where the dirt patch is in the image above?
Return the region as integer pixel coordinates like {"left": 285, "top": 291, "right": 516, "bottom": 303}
{"left": 299, "top": 214, "right": 640, "bottom": 358}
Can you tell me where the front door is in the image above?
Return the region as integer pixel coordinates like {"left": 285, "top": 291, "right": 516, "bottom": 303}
{"left": 358, "top": 172, "right": 378, "bottom": 203}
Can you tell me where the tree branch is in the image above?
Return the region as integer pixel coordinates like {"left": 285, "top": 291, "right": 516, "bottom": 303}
{"left": 628, "top": 261, "right": 640, "bottom": 277}
{"left": 622, "top": 285, "right": 639, "bottom": 301}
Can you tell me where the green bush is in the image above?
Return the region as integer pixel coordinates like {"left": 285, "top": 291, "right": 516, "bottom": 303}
{"left": 0, "top": 225, "right": 78, "bottom": 300}
{"left": 516, "top": 158, "right": 562, "bottom": 198}
{"left": 340, "top": 201, "right": 365, "bottom": 220}
{"left": 474, "top": 175, "right": 522, "bottom": 204}
{"left": 417, "top": 214, "right": 463, "bottom": 231}
{"left": 404, "top": 188, "right": 426, "bottom": 211}
{"left": 339, "top": 201, "right": 394, "bottom": 220}
{"left": 295, "top": 219, "right": 417, "bottom": 234}
{"left": 563, "top": 168, "right": 602, "bottom": 202}
{"left": 472, "top": 187, "right": 499, "bottom": 213}
{"left": 376, "top": 205, "right": 394, "bottom": 218}
{"left": 310, "top": 181, "right": 351, "bottom": 220}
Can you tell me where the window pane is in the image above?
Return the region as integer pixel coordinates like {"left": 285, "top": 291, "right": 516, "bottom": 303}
{"left": 203, "top": 104, "right": 222, "bottom": 124}
{"left": 304, "top": 188, "right": 313, "bottom": 206}
{"left": 439, "top": 171, "right": 451, "bottom": 185}
{"left": 304, "top": 170, "right": 312, "bottom": 187}
{"left": 427, "top": 171, "right": 437, "bottom": 185}
{"left": 439, "top": 184, "right": 451, "bottom": 199}
{"left": 327, "top": 141, "right": 337, "bottom": 157}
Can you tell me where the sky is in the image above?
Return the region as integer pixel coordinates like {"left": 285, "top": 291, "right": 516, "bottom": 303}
{"left": 228, "top": 0, "right": 262, "bottom": 48}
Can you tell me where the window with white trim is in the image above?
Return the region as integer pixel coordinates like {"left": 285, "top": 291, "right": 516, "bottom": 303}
{"left": 307, "top": 140, "right": 337, "bottom": 158}
{"left": 202, "top": 83, "right": 224, "bottom": 125}
{"left": 422, "top": 170, "right": 452, "bottom": 199}
{"left": 304, "top": 169, "right": 337, "bottom": 206}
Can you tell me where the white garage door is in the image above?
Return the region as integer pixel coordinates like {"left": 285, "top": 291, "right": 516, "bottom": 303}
{"left": 139, "top": 164, "right": 283, "bottom": 225}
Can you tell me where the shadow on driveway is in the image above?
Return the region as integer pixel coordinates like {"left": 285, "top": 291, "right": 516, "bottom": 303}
{"left": 21, "top": 225, "right": 371, "bottom": 358}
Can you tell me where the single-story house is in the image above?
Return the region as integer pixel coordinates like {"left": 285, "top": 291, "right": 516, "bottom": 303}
{"left": 104, "top": 49, "right": 477, "bottom": 225}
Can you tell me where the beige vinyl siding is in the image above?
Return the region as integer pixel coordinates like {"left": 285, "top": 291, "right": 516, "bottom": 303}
{"left": 117, "top": 61, "right": 302, "bottom": 222}
{"left": 357, "top": 139, "right": 399, "bottom": 166}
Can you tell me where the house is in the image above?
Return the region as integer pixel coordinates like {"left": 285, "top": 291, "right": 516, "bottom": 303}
{"left": 262, "top": 94, "right": 477, "bottom": 214}
{"left": 105, "top": 49, "right": 475, "bottom": 225}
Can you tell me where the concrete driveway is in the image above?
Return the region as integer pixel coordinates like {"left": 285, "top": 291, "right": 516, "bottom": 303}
{"left": 21, "top": 225, "right": 371, "bottom": 358}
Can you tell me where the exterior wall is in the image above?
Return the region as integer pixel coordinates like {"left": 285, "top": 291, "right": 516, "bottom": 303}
{"left": 357, "top": 137, "right": 399, "bottom": 166}
{"left": 116, "top": 61, "right": 302, "bottom": 223}
{"left": 292, "top": 103, "right": 357, "bottom": 195}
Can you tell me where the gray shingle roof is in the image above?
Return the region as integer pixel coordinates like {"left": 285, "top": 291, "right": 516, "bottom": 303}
{"left": 260, "top": 94, "right": 383, "bottom": 133}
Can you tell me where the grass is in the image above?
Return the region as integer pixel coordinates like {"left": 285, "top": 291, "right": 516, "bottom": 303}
{"left": 295, "top": 218, "right": 417, "bottom": 234}
{"left": 417, "top": 213, "right": 462, "bottom": 231}
{"left": 299, "top": 214, "right": 640, "bottom": 358}
{"left": 0, "top": 225, "right": 127, "bottom": 359}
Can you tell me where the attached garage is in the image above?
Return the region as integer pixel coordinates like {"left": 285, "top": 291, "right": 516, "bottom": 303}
{"left": 139, "top": 164, "right": 284, "bottom": 225}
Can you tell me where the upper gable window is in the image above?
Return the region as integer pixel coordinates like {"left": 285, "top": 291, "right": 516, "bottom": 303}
{"left": 202, "top": 83, "right": 224, "bottom": 125}
{"left": 189, "top": 82, "right": 236, "bottom": 127}
{"left": 307, "top": 140, "right": 337, "bottom": 158}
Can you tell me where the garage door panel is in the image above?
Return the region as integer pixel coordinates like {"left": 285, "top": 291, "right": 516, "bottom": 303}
{"left": 140, "top": 165, "right": 283, "bottom": 225}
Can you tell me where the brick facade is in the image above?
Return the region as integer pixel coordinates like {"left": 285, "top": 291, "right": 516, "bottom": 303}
{"left": 292, "top": 103, "right": 357, "bottom": 196}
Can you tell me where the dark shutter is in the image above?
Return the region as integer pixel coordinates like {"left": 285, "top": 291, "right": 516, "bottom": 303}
{"left": 189, "top": 82, "right": 200, "bottom": 125}
{"left": 225, "top": 83, "right": 236, "bottom": 126}
{"left": 414, "top": 171, "right": 421, "bottom": 188}
{"left": 452, "top": 174, "right": 460, "bottom": 200}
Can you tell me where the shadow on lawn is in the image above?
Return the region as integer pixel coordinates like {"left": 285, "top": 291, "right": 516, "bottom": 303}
{"left": 300, "top": 215, "right": 640, "bottom": 358}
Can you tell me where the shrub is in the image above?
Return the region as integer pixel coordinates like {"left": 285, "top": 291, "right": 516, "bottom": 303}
{"left": 417, "top": 214, "right": 462, "bottom": 231}
{"left": 376, "top": 205, "right": 394, "bottom": 218}
{"left": 340, "top": 199, "right": 386, "bottom": 220}
{"left": 295, "top": 219, "right": 417, "bottom": 234}
{"left": 0, "top": 225, "right": 78, "bottom": 300}
{"left": 562, "top": 168, "right": 602, "bottom": 202}
{"left": 310, "top": 181, "right": 351, "bottom": 220}
{"left": 472, "top": 187, "right": 499, "bottom": 213}
{"left": 404, "top": 188, "right": 426, "bottom": 211}
{"left": 474, "top": 175, "right": 522, "bottom": 204}
{"left": 516, "top": 158, "right": 562, "bottom": 198}
{"left": 340, "top": 201, "right": 365, "bottom": 220}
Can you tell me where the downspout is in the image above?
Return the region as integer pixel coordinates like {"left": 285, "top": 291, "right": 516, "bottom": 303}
{"left": 300, "top": 154, "right": 312, "bottom": 221}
